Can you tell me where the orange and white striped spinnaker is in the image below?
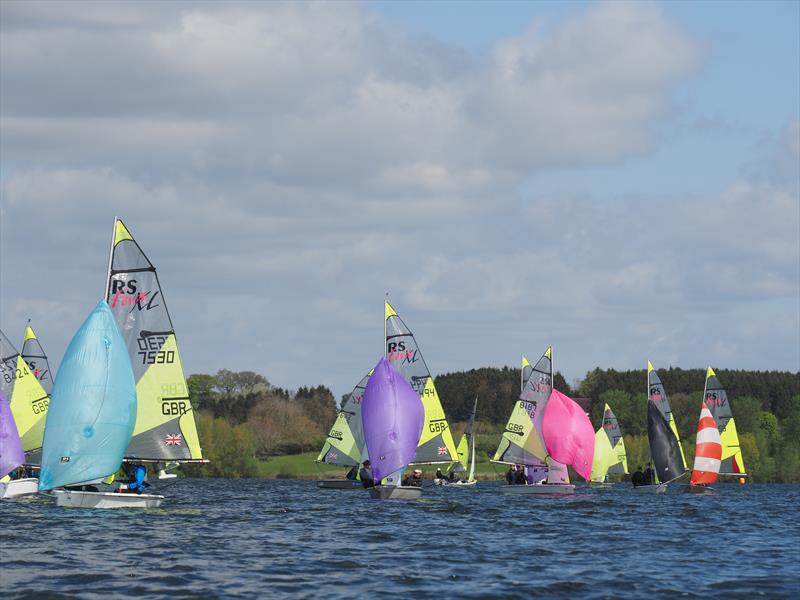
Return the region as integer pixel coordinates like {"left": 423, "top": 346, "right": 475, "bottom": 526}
{"left": 690, "top": 402, "right": 722, "bottom": 485}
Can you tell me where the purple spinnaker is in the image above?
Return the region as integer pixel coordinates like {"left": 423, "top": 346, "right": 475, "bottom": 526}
{"left": 361, "top": 357, "right": 424, "bottom": 483}
{"left": 0, "top": 390, "right": 25, "bottom": 478}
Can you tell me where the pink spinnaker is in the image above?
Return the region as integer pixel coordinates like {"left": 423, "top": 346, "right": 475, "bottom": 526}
{"left": 542, "top": 389, "right": 595, "bottom": 481}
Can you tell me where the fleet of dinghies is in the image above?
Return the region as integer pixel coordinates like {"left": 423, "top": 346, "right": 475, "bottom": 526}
{"left": 0, "top": 220, "right": 755, "bottom": 505}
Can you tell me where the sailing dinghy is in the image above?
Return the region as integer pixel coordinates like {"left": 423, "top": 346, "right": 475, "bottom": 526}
{"left": 39, "top": 300, "right": 165, "bottom": 508}
{"left": 687, "top": 401, "right": 722, "bottom": 493}
{"left": 703, "top": 367, "right": 746, "bottom": 479}
{"left": 0, "top": 329, "right": 50, "bottom": 499}
{"left": 21, "top": 323, "right": 54, "bottom": 395}
{"left": 589, "top": 403, "right": 628, "bottom": 486}
{"left": 316, "top": 370, "right": 371, "bottom": 489}
{"left": 362, "top": 357, "right": 424, "bottom": 500}
{"left": 635, "top": 362, "right": 687, "bottom": 493}
{"left": 105, "top": 218, "right": 206, "bottom": 482}
{"left": 438, "top": 397, "right": 478, "bottom": 487}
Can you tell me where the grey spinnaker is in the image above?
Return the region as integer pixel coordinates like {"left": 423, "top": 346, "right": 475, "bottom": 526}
{"left": 385, "top": 301, "right": 459, "bottom": 464}
{"left": 317, "top": 370, "right": 371, "bottom": 467}
{"left": 647, "top": 400, "right": 687, "bottom": 483}
{"left": 105, "top": 218, "right": 203, "bottom": 461}
{"left": 704, "top": 367, "right": 746, "bottom": 475}
{"left": 21, "top": 323, "right": 53, "bottom": 395}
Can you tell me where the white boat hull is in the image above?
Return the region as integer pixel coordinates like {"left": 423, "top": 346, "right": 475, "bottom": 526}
{"left": 501, "top": 483, "right": 575, "bottom": 495}
{"left": 368, "top": 485, "right": 422, "bottom": 500}
{"left": 437, "top": 479, "right": 477, "bottom": 487}
{"left": 53, "top": 490, "right": 164, "bottom": 508}
{"left": 317, "top": 479, "right": 363, "bottom": 490}
{"left": 0, "top": 478, "right": 39, "bottom": 499}
{"left": 632, "top": 484, "right": 667, "bottom": 494}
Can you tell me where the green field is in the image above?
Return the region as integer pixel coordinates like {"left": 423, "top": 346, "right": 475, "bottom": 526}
{"left": 255, "top": 450, "right": 508, "bottom": 480}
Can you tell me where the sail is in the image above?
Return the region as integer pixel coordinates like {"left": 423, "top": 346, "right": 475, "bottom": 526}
{"left": 317, "top": 370, "right": 371, "bottom": 467}
{"left": 38, "top": 301, "right": 137, "bottom": 491}
{"left": 590, "top": 404, "right": 628, "bottom": 482}
{"left": 0, "top": 391, "right": 25, "bottom": 478}
{"left": 690, "top": 401, "right": 722, "bottom": 485}
{"left": 704, "top": 367, "right": 746, "bottom": 475}
{"left": 385, "top": 301, "right": 458, "bottom": 464}
{"left": 493, "top": 348, "right": 551, "bottom": 465}
{"left": 0, "top": 329, "right": 49, "bottom": 462}
{"left": 105, "top": 218, "right": 202, "bottom": 461}
{"left": 542, "top": 389, "right": 595, "bottom": 481}
{"left": 449, "top": 396, "right": 478, "bottom": 475}
{"left": 361, "top": 357, "right": 424, "bottom": 482}
{"left": 647, "top": 362, "right": 687, "bottom": 471}
{"left": 647, "top": 400, "right": 687, "bottom": 484}
{"left": 21, "top": 324, "right": 53, "bottom": 394}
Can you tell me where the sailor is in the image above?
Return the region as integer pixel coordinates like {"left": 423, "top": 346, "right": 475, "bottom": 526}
{"left": 514, "top": 467, "right": 528, "bottom": 485}
{"left": 448, "top": 470, "right": 460, "bottom": 483}
{"left": 643, "top": 463, "right": 655, "bottom": 485}
{"left": 345, "top": 466, "right": 358, "bottom": 481}
{"left": 359, "top": 460, "right": 375, "bottom": 489}
{"left": 632, "top": 466, "right": 645, "bottom": 486}
{"left": 505, "top": 464, "right": 516, "bottom": 484}
{"left": 435, "top": 468, "right": 446, "bottom": 482}
{"left": 117, "top": 463, "right": 148, "bottom": 494}
{"left": 403, "top": 469, "right": 423, "bottom": 487}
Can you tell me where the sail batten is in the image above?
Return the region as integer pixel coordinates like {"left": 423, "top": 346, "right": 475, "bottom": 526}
{"left": 105, "top": 218, "right": 203, "bottom": 462}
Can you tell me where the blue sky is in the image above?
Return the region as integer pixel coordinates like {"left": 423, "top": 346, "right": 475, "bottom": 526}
{"left": 1, "top": 1, "right": 798, "bottom": 398}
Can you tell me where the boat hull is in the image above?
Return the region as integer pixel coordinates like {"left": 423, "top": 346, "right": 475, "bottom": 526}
{"left": 368, "top": 485, "right": 422, "bottom": 500}
{"left": 632, "top": 484, "right": 667, "bottom": 494}
{"left": 317, "top": 479, "right": 363, "bottom": 490}
{"left": 0, "top": 478, "right": 39, "bottom": 499}
{"left": 53, "top": 490, "right": 164, "bottom": 508}
{"left": 501, "top": 483, "right": 575, "bottom": 495}
{"left": 437, "top": 480, "right": 477, "bottom": 487}
{"left": 686, "top": 484, "right": 714, "bottom": 494}
{"left": 588, "top": 482, "right": 614, "bottom": 488}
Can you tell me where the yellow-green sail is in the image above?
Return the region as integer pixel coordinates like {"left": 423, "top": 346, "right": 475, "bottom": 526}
{"left": 317, "top": 370, "right": 371, "bottom": 467}
{"left": 0, "top": 329, "right": 49, "bottom": 462}
{"left": 590, "top": 403, "right": 628, "bottom": 482}
{"left": 704, "top": 367, "right": 746, "bottom": 475}
{"left": 385, "top": 301, "right": 459, "bottom": 464}
{"left": 105, "top": 218, "right": 203, "bottom": 462}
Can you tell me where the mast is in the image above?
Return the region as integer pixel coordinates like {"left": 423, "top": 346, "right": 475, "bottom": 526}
{"left": 384, "top": 292, "right": 388, "bottom": 359}
{"left": 104, "top": 216, "right": 117, "bottom": 299}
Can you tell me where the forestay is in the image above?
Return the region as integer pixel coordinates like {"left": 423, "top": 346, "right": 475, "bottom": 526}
{"left": 317, "top": 370, "right": 371, "bottom": 467}
{"left": 385, "top": 301, "right": 458, "bottom": 464}
{"left": 0, "top": 329, "right": 49, "bottom": 463}
{"left": 38, "top": 301, "right": 137, "bottom": 491}
{"left": 704, "top": 367, "right": 746, "bottom": 476}
{"left": 105, "top": 218, "right": 203, "bottom": 462}
{"left": 21, "top": 324, "right": 53, "bottom": 394}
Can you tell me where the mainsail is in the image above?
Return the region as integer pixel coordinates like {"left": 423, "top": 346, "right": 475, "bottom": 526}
{"left": 361, "top": 357, "right": 424, "bottom": 482}
{"left": 317, "top": 369, "right": 371, "bottom": 467}
{"left": 0, "top": 329, "right": 49, "bottom": 462}
{"left": 385, "top": 301, "right": 459, "bottom": 464}
{"left": 105, "top": 218, "right": 203, "bottom": 462}
{"left": 690, "top": 401, "right": 722, "bottom": 486}
{"left": 590, "top": 403, "right": 629, "bottom": 482}
{"left": 21, "top": 323, "right": 53, "bottom": 395}
{"left": 38, "top": 301, "right": 137, "bottom": 491}
{"left": 647, "top": 362, "right": 687, "bottom": 483}
{"left": 704, "top": 367, "right": 746, "bottom": 476}
{"left": 449, "top": 396, "right": 478, "bottom": 478}
{"left": 0, "top": 390, "right": 25, "bottom": 478}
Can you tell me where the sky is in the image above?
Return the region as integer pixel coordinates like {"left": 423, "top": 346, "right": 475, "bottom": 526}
{"left": 1, "top": 0, "right": 798, "bottom": 399}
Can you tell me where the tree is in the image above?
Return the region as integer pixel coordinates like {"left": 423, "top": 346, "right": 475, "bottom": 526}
{"left": 187, "top": 373, "right": 218, "bottom": 411}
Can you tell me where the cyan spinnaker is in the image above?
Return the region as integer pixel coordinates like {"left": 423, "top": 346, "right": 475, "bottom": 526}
{"left": 361, "top": 357, "right": 424, "bottom": 483}
{"left": 39, "top": 300, "right": 137, "bottom": 491}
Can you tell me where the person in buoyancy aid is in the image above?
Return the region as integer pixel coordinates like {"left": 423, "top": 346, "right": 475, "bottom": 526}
{"left": 359, "top": 460, "right": 375, "bottom": 489}
{"left": 435, "top": 468, "right": 446, "bottom": 482}
{"left": 448, "top": 469, "right": 460, "bottom": 483}
{"left": 345, "top": 466, "right": 358, "bottom": 481}
{"left": 643, "top": 463, "right": 655, "bottom": 485}
{"left": 117, "top": 463, "right": 148, "bottom": 494}
{"left": 505, "top": 464, "right": 517, "bottom": 484}
{"left": 402, "top": 469, "right": 423, "bottom": 487}
{"left": 514, "top": 466, "right": 528, "bottom": 485}
{"left": 631, "top": 466, "right": 645, "bottom": 487}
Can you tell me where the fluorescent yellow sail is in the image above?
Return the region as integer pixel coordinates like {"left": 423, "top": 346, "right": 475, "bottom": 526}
{"left": 415, "top": 377, "right": 459, "bottom": 459}
{"left": 590, "top": 428, "right": 615, "bottom": 482}
{"left": 316, "top": 412, "right": 359, "bottom": 465}
{"left": 9, "top": 356, "right": 49, "bottom": 453}
{"left": 493, "top": 398, "right": 547, "bottom": 463}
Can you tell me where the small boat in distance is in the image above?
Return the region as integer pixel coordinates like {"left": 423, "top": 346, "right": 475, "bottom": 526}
{"left": 703, "top": 367, "right": 747, "bottom": 480}
{"left": 590, "top": 403, "right": 628, "bottom": 486}
{"left": 361, "top": 357, "right": 424, "bottom": 500}
{"left": 635, "top": 362, "right": 687, "bottom": 493}
{"left": 316, "top": 370, "right": 371, "bottom": 489}
{"left": 688, "top": 401, "right": 722, "bottom": 493}
{"left": 438, "top": 397, "right": 478, "bottom": 487}
{"left": 39, "top": 300, "right": 164, "bottom": 508}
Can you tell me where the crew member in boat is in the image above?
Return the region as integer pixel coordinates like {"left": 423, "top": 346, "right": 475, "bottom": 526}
{"left": 435, "top": 468, "right": 446, "bottom": 481}
{"left": 448, "top": 470, "right": 460, "bottom": 483}
{"left": 514, "top": 467, "right": 528, "bottom": 485}
{"left": 631, "top": 466, "right": 645, "bottom": 486}
{"left": 643, "top": 463, "right": 655, "bottom": 485}
{"left": 359, "top": 460, "right": 374, "bottom": 489}
{"left": 345, "top": 466, "right": 358, "bottom": 481}
{"left": 117, "top": 463, "right": 148, "bottom": 494}
{"left": 403, "top": 469, "right": 423, "bottom": 487}
{"left": 505, "top": 464, "right": 517, "bottom": 484}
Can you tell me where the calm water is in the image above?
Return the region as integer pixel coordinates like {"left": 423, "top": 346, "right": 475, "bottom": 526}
{"left": 2, "top": 479, "right": 798, "bottom": 599}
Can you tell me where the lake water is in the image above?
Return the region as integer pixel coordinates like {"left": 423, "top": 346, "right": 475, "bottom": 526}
{"left": 2, "top": 480, "right": 798, "bottom": 598}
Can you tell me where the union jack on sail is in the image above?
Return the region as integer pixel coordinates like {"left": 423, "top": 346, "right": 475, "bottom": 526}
{"left": 165, "top": 434, "right": 183, "bottom": 446}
